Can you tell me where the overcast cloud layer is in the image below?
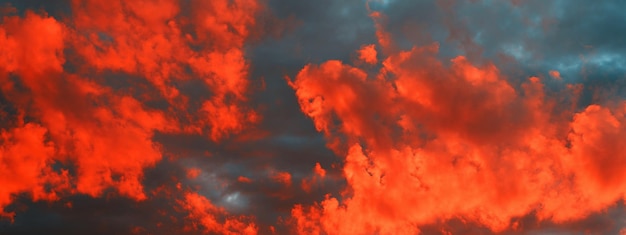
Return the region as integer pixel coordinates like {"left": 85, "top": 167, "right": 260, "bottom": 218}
{"left": 1, "top": 0, "right": 626, "bottom": 234}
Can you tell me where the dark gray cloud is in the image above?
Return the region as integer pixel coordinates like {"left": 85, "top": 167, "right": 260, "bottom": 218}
{"left": 1, "top": 0, "right": 70, "bottom": 16}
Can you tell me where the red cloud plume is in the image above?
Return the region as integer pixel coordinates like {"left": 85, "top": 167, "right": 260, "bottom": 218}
{"left": 288, "top": 6, "right": 626, "bottom": 235}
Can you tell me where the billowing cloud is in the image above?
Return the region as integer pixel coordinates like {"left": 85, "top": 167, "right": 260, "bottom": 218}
{"left": 0, "top": 0, "right": 262, "bottom": 230}
{"left": 2, "top": 0, "right": 626, "bottom": 234}
{"left": 288, "top": 5, "right": 626, "bottom": 234}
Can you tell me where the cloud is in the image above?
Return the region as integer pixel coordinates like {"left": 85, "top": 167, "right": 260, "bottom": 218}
{"left": 357, "top": 44, "right": 378, "bottom": 64}
{"left": 549, "top": 70, "right": 562, "bottom": 80}
{"left": 0, "top": 0, "right": 264, "bottom": 230}
{"left": 179, "top": 192, "right": 257, "bottom": 235}
{"left": 270, "top": 171, "right": 292, "bottom": 187}
{"left": 2, "top": 0, "right": 626, "bottom": 234}
{"left": 69, "top": 0, "right": 261, "bottom": 141}
{"left": 0, "top": 9, "right": 179, "bottom": 202}
{"left": 288, "top": 4, "right": 626, "bottom": 234}
{"left": 0, "top": 123, "right": 68, "bottom": 220}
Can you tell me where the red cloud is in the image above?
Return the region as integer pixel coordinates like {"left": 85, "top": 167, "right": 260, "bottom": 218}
{"left": 288, "top": 7, "right": 626, "bottom": 235}
{"left": 358, "top": 44, "right": 378, "bottom": 64}
{"left": 238, "top": 176, "right": 253, "bottom": 183}
{"left": 0, "top": 0, "right": 262, "bottom": 225}
{"left": 0, "top": 10, "right": 176, "bottom": 202}
{"left": 0, "top": 123, "right": 69, "bottom": 220}
{"left": 69, "top": 0, "right": 261, "bottom": 141}
{"left": 301, "top": 163, "right": 327, "bottom": 193}
{"left": 271, "top": 171, "right": 292, "bottom": 187}
{"left": 180, "top": 192, "right": 258, "bottom": 235}
{"left": 550, "top": 70, "right": 562, "bottom": 80}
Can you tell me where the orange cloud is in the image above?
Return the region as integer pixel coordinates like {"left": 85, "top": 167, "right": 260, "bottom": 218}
{"left": 187, "top": 168, "right": 202, "bottom": 179}
{"left": 0, "top": 123, "right": 68, "bottom": 220}
{"left": 550, "top": 70, "right": 562, "bottom": 80}
{"left": 0, "top": 11, "right": 73, "bottom": 218}
{"left": 0, "top": 0, "right": 263, "bottom": 223}
{"left": 313, "top": 163, "right": 326, "bottom": 177}
{"left": 358, "top": 44, "right": 378, "bottom": 64}
{"left": 69, "top": 0, "right": 261, "bottom": 141}
{"left": 271, "top": 171, "right": 292, "bottom": 187}
{"left": 180, "top": 192, "right": 258, "bottom": 235}
{"left": 288, "top": 7, "right": 626, "bottom": 234}
{"left": 301, "top": 163, "right": 326, "bottom": 193}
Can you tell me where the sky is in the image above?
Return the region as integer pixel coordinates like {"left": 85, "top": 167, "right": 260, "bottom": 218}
{"left": 1, "top": 0, "right": 626, "bottom": 234}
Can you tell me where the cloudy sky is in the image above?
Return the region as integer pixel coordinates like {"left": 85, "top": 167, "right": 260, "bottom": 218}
{"left": 1, "top": 0, "right": 626, "bottom": 234}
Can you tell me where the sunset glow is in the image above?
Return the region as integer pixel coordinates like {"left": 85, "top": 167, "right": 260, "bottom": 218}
{"left": 1, "top": 0, "right": 626, "bottom": 234}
